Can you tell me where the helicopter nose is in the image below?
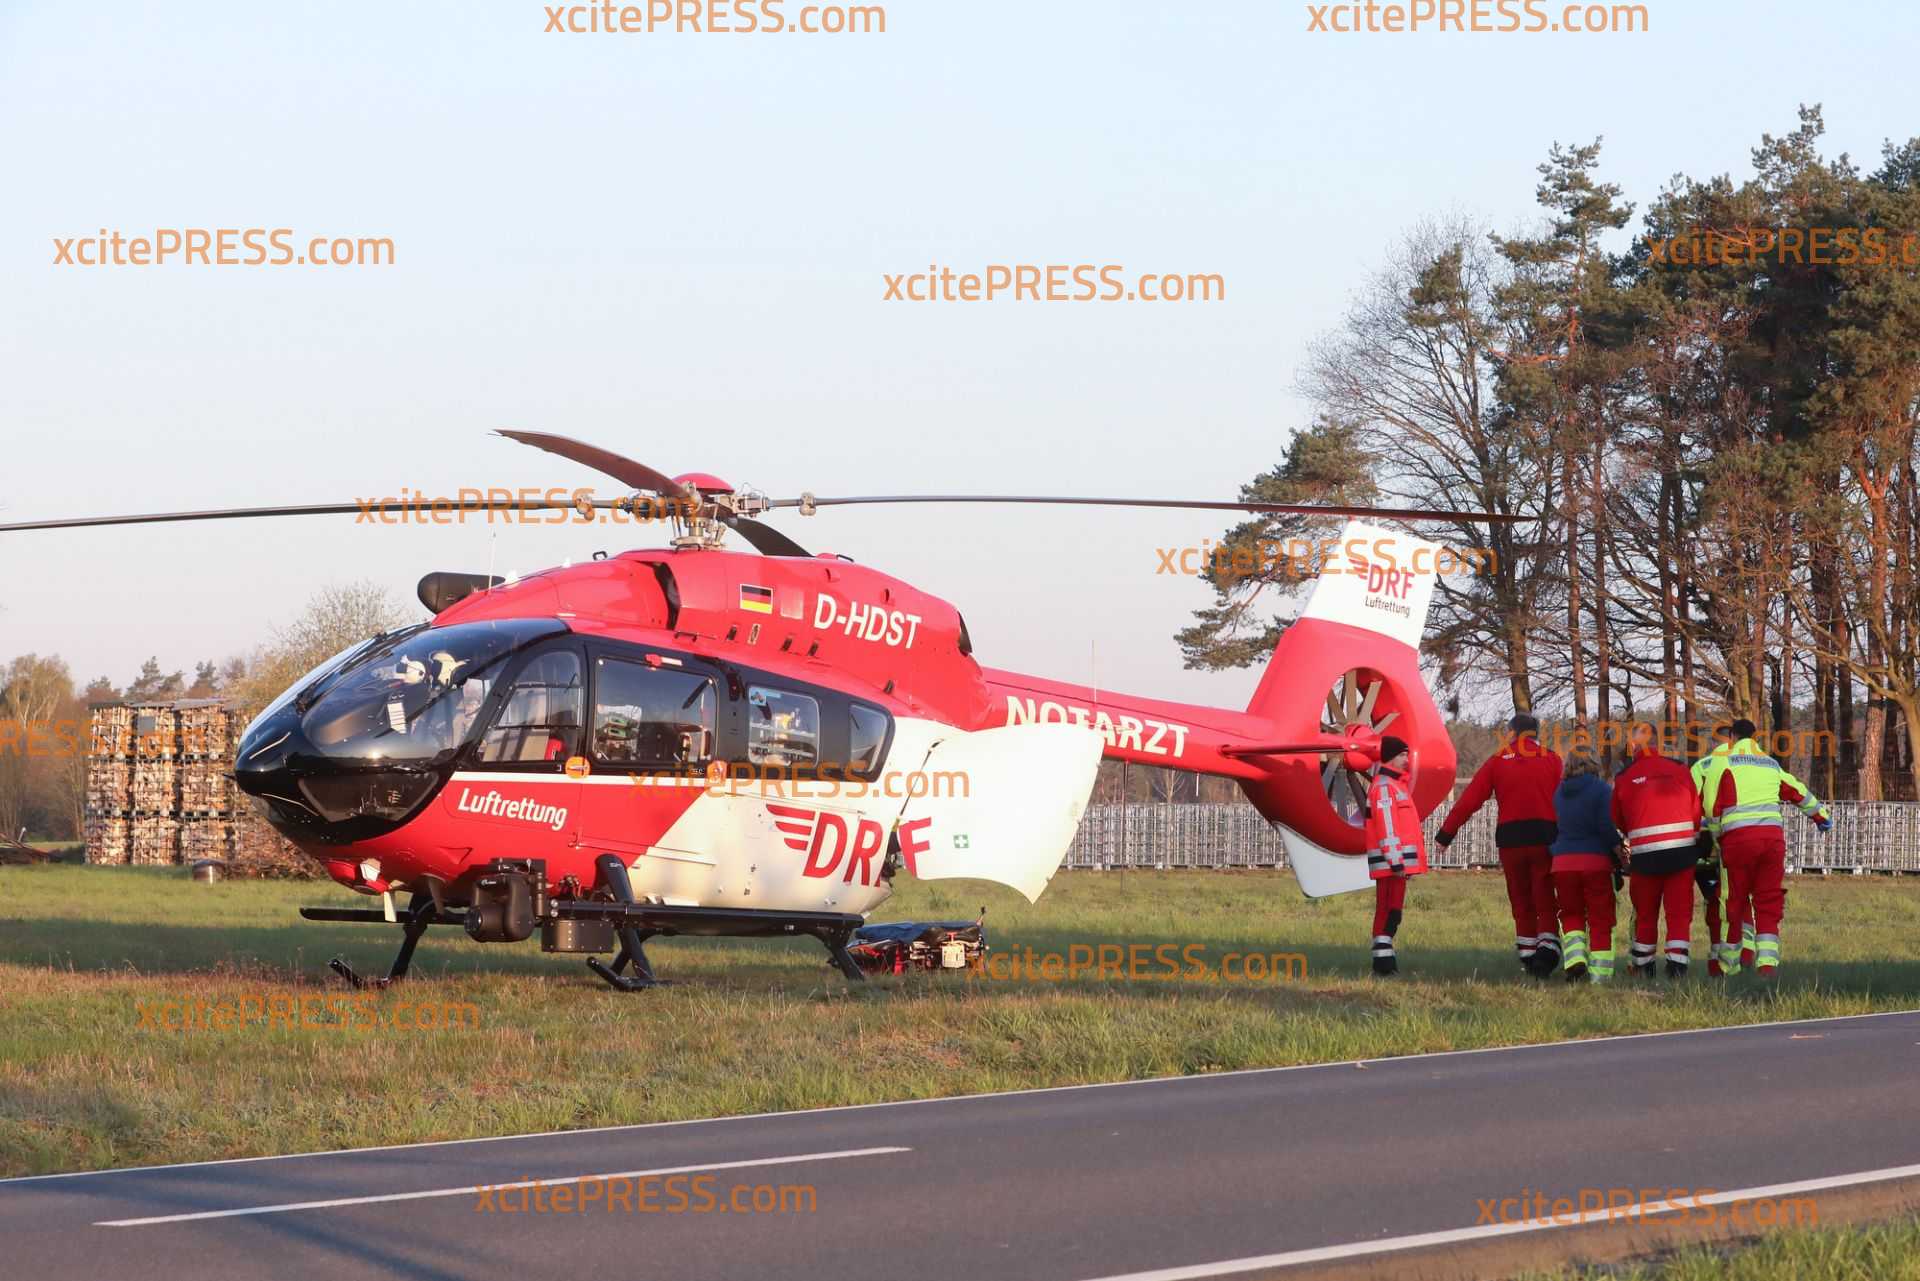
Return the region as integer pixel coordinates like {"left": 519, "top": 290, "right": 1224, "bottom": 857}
{"left": 232, "top": 724, "right": 296, "bottom": 799}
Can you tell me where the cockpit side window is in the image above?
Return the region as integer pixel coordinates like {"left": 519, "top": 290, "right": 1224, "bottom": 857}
{"left": 591, "top": 657, "right": 716, "bottom": 770}
{"left": 478, "top": 649, "right": 584, "bottom": 767}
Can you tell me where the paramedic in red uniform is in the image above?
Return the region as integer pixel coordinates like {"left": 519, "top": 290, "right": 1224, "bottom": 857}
{"left": 1435, "top": 712, "right": 1563, "bottom": 976}
{"left": 1364, "top": 735, "right": 1428, "bottom": 976}
{"left": 1612, "top": 723, "right": 1704, "bottom": 978}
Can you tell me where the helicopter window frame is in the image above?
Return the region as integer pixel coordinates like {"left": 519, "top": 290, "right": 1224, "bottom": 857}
{"left": 715, "top": 663, "right": 894, "bottom": 785}
{"left": 743, "top": 685, "right": 823, "bottom": 774}
{"left": 846, "top": 702, "right": 892, "bottom": 778}
{"left": 586, "top": 651, "right": 720, "bottom": 775}
{"left": 470, "top": 643, "right": 588, "bottom": 773}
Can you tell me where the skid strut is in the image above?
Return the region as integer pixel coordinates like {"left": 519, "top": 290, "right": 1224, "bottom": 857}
{"left": 586, "top": 854, "right": 667, "bottom": 992}
{"left": 325, "top": 894, "right": 442, "bottom": 989}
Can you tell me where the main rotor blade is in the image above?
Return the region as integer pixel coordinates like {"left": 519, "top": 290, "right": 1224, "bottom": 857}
{"left": 0, "top": 496, "right": 631, "bottom": 534}
{"left": 765, "top": 495, "right": 1524, "bottom": 523}
{"left": 495, "top": 429, "right": 693, "bottom": 499}
{"left": 721, "top": 515, "right": 811, "bottom": 558}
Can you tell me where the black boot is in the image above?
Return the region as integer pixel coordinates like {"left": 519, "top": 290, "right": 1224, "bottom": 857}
{"left": 1371, "top": 923, "right": 1399, "bottom": 977}
{"left": 1564, "top": 961, "right": 1588, "bottom": 982}
{"left": 1666, "top": 960, "right": 1687, "bottom": 980}
{"left": 1528, "top": 946, "right": 1560, "bottom": 978}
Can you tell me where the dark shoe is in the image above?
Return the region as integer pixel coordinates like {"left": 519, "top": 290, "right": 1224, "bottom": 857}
{"left": 1372, "top": 955, "right": 1398, "bottom": 977}
{"left": 1564, "top": 961, "right": 1588, "bottom": 982}
{"left": 1527, "top": 949, "right": 1560, "bottom": 978}
{"left": 1666, "top": 960, "right": 1687, "bottom": 980}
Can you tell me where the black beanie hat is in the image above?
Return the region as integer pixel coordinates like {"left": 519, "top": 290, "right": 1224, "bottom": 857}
{"left": 1379, "top": 735, "right": 1409, "bottom": 763}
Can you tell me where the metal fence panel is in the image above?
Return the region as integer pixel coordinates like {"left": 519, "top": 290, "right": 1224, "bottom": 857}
{"left": 1065, "top": 801, "right": 1920, "bottom": 872}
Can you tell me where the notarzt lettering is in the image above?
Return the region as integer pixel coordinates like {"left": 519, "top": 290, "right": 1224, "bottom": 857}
{"left": 1003, "top": 696, "right": 1190, "bottom": 758}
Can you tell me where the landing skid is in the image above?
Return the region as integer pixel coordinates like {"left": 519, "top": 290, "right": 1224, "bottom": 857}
{"left": 305, "top": 895, "right": 457, "bottom": 989}
{"left": 300, "top": 857, "right": 868, "bottom": 990}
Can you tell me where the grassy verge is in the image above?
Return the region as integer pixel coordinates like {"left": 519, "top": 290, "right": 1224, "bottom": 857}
{"left": 3, "top": 865, "right": 1919, "bottom": 1178}
{"left": 1529, "top": 1215, "right": 1920, "bottom": 1279}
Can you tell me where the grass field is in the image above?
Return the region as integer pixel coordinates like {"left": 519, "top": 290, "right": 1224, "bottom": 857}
{"left": 4, "top": 864, "right": 1920, "bottom": 1180}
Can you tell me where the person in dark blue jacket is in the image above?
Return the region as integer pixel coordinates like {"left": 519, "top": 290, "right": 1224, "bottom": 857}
{"left": 1550, "top": 752, "right": 1623, "bottom": 982}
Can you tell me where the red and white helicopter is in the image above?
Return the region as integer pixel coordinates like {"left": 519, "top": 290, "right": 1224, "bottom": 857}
{"left": 3, "top": 432, "right": 1512, "bottom": 988}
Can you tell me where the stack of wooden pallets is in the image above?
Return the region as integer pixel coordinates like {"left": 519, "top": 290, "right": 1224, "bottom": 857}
{"left": 232, "top": 806, "right": 319, "bottom": 877}
{"left": 85, "top": 698, "right": 319, "bottom": 876}
{"left": 85, "top": 700, "right": 242, "bottom": 868}
{"left": 129, "top": 813, "right": 180, "bottom": 866}
{"left": 177, "top": 704, "right": 238, "bottom": 866}
{"left": 84, "top": 758, "right": 134, "bottom": 816}
{"left": 83, "top": 812, "right": 131, "bottom": 864}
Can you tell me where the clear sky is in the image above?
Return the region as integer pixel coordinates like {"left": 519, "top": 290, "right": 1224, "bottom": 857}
{"left": 2, "top": 0, "right": 1914, "bottom": 709}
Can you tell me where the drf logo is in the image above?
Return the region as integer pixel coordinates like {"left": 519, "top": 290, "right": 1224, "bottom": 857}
{"left": 1351, "top": 557, "right": 1413, "bottom": 599}
{"left": 768, "top": 804, "right": 935, "bottom": 886}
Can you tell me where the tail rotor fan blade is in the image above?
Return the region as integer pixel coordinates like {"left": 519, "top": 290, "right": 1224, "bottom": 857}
{"left": 1356, "top": 679, "right": 1382, "bottom": 727}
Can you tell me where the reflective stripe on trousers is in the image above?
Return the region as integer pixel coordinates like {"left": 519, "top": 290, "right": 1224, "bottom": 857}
{"left": 1562, "top": 930, "right": 1589, "bottom": 967}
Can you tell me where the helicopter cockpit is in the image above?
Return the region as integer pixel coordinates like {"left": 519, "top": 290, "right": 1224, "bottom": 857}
{"left": 235, "top": 618, "right": 569, "bottom": 841}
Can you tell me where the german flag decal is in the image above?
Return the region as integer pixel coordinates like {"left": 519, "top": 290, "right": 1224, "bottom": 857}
{"left": 739, "top": 583, "right": 774, "bottom": 614}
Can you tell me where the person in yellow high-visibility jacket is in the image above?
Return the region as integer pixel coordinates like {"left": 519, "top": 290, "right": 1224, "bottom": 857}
{"left": 1703, "top": 719, "right": 1832, "bottom": 976}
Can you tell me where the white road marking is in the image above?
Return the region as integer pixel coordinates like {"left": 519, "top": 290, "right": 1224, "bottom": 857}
{"left": 93, "top": 1146, "right": 909, "bottom": 1227}
{"left": 1070, "top": 1161, "right": 1920, "bottom": 1280}
{"left": 7, "top": 1007, "right": 1908, "bottom": 1187}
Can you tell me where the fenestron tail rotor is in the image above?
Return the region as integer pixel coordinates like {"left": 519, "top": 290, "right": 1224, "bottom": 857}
{"left": 1318, "top": 672, "right": 1399, "bottom": 823}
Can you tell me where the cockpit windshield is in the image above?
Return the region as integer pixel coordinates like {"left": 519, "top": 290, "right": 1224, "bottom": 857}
{"left": 299, "top": 619, "right": 567, "bottom": 765}
{"left": 241, "top": 626, "right": 425, "bottom": 743}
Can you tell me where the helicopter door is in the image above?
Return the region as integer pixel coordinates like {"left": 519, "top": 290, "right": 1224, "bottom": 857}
{"left": 452, "top": 646, "right": 586, "bottom": 847}
{"left": 575, "top": 651, "right": 723, "bottom": 883}
{"left": 887, "top": 722, "right": 1103, "bottom": 903}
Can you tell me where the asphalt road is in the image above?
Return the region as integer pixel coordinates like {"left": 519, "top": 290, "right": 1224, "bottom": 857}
{"left": 5, "top": 1010, "right": 1920, "bottom": 1281}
